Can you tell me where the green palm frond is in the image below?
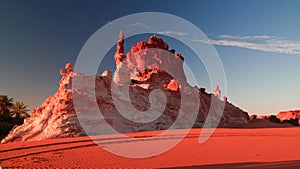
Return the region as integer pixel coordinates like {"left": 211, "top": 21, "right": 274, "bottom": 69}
{"left": 11, "top": 101, "right": 30, "bottom": 119}
{"left": 0, "top": 95, "right": 14, "bottom": 115}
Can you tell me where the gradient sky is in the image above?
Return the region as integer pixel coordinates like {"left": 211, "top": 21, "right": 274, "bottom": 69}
{"left": 0, "top": 0, "right": 300, "bottom": 115}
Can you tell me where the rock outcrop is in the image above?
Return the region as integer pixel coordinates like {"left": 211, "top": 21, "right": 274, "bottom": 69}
{"left": 250, "top": 111, "right": 300, "bottom": 127}
{"left": 1, "top": 32, "right": 249, "bottom": 143}
{"left": 213, "top": 86, "right": 221, "bottom": 100}
{"left": 1, "top": 63, "right": 84, "bottom": 143}
{"left": 277, "top": 110, "right": 300, "bottom": 125}
{"left": 115, "top": 33, "right": 186, "bottom": 85}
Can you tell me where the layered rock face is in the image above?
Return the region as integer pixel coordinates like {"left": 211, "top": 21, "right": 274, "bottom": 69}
{"left": 1, "top": 33, "right": 249, "bottom": 143}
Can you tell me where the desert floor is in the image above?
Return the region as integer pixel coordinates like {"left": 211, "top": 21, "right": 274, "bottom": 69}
{"left": 1, "top": 128, "right": 300, "bottom": 168}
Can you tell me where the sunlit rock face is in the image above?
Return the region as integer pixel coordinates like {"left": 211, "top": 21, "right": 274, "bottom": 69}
{"left": 277, "top": 110, "right": 300, "bottom": 125}
{"left": 255, "top": 111, "right": 299, "bottom": 126}
{"left": 1, "top": 64, "right": 84, "bottom": 143}
{"left": 1, "top": 33, "right": 249, "bottom": 143}
{"left": 114, "top": 32, "right": 186, "bottom": 89}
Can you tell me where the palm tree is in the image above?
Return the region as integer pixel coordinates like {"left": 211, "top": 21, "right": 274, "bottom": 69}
{"left": 10, "top": 101, "right": 30, "bottom": 119}
{"left": 0, "top": 95, "right": 14, "bottom": 116}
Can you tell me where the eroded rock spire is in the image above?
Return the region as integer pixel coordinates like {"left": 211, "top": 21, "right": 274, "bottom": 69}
{"left": 114, "top": 30, "right": 126, "bottom": 65}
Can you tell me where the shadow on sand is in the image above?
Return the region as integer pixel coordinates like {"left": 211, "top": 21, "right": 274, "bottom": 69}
{"left": 168, "top": 160, "right": 300, "bottom": 169}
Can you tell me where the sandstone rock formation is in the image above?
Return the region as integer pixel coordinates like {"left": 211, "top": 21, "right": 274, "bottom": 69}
{"left": 213, "top": 86, "right": 221, "bottom": 99}
{"left": 277, "top": 110, "right": 300, "bottom": 125}
{"left": 166, "top": 79, "right": 179, "bottom": 91}
{"left": 249, "top": 111, "right": 300, "bottom": 127}
{"left": 1, "top": 63, "right": 84, "bottom": 143}
{"left": 116, "top": 33, "right": 186, "bottom": 85}
{"left": 1, "top": 33, "right": 249, "bottom": 143}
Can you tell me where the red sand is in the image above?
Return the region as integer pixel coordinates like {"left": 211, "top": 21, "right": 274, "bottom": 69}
{"left": 1, "top": 128, "right": 300, "bottom": 168}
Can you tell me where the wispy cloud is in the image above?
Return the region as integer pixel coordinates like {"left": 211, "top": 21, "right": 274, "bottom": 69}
{"left": 127, "top": 22, "right": 150, "bottom": 29}
{"left": 157, "top": 31, "right": 188, "bottom": 37}
{"left": 106, "top": 21, "right": 119, "bottom": 26}
{"left": 194, "top": 35, "right": 300, "bottom": 55}
{"left": 218, "top": 35, "right": 272, "bottom": 40}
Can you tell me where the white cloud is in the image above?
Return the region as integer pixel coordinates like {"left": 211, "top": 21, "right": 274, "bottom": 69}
{"left": 157, "top": 31, "right": 188, "bottom": 37}
{"left": 127, "top": 22, "right": 150, "bottom": 29}
{"left": 194, "top": 35, "right": 300, "bottom": 55}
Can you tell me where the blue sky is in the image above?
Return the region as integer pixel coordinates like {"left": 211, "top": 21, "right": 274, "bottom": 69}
{"left": 0, "top": 0, "right": 299, "bottom": 115}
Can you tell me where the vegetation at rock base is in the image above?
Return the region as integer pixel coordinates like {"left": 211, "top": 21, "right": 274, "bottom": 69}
{"left": 0, "top": 95, "right": 30, "bottom": 140}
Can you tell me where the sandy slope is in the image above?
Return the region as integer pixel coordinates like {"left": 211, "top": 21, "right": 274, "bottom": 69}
{"left": 1, "top": 128, "right": 300, "bottom": 168}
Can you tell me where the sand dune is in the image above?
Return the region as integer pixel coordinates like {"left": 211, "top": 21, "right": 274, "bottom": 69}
{"left": 1, "top": 128, "right": 300, "bottom": 168}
